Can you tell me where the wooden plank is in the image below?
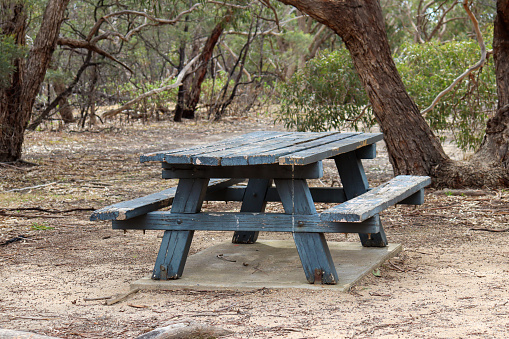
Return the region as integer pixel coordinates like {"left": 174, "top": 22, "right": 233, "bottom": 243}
{"left": 219, "top": 132, "right": 345, "bottom": 166}
{"left": 232, "top": 178, "right": 272, "bottom": 244}
{"left": 140, "top": 131, "right": 287, "bottom": 163}
{"left": 335, "top": 150, "right": 387, "bottom": 247}
{"left": 90, "top": 178, "right": 243, "bottom": 221}
{"left": 204, "top": 186, "right": 347, "bottom": 204}
{"left": 161, "top": 162, "right": 323, "bottom": 179}
{"left": 140, "top": 131, "right": 266, "bottom": 163}
{"left": 279, "top": 133, "right": 384, "bottom": 165}
{"left": 192, "top": 132, "right": 336, "bottom": 166}
{"left": 320, "top": 175, "right": 431, "bottom": 223}
{"left": 152, "top": 178, "right": 209, "bottom": 280}
{"left": 112, "top": 212, "right": 380, "bottom": 234}
{"left": 275, "top": 178, "right": 338, "bottom": 284}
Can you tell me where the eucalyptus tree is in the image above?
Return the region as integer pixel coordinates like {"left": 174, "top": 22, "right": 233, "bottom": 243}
{"left": 0, "top": 0, "right": 69, "bottom": 162}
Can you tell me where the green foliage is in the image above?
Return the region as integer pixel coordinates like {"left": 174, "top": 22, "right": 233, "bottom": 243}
{"left": 117, "top": 80, "right": 178, "bottom": 112}
{"left": 278, "top": 38, "right": 497, "bottom": 151}
{"left": 276, "top": 49, "right": 375, "bottom": 132}
{"left": 0, "top": 36, "right": 26, "bottom": 89}
{"left": 396, "top": 39, "right": 496, "bottom": 150}
{"left": 31, "top": 221, "right": 54, "bottom": 231}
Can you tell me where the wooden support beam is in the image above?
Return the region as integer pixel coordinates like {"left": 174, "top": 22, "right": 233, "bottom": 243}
{"left": 112, "top": 212, "right": 380, "bottom": 234}
{"left": 152, "top": 178, "right": 208, "bottom": 280}
{"left": 232, "top": 178, "right": 272, "bottom": 244}
{"left": 205, "top": 186, "right": 347, "bottom": 203}
{"left": 161, "top": 162, "right": 323, "bottom": 179}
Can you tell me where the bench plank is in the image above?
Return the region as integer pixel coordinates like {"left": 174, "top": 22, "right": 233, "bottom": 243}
{"left": 279, "top": 133, "right": 384, "bottom": 165}
{"left": 320, "top": 175, "right": 431, "bottom": 223}
{"left": 90, "top": 178, "right": 243, "bottom": 221}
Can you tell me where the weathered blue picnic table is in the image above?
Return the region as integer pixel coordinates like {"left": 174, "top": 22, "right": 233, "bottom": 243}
{"left": 91, "top": 131, "right": 431, "bottom": 284}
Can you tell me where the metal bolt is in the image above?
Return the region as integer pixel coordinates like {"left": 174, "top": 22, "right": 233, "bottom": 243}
{"left": 177, "top": 219, "right": 182, "bottom": 224}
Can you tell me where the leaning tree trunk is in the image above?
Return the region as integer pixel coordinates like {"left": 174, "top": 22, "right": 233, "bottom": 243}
{"left": 173, "top": 15, "right": 190, "bottom": 122}
{"left": 53, "top": 79, "right": 75, "bottom": 123}
{"left": 278, "top": 0, "right": 449, "bottom": 176}
{"left": 474, "top": 0, "right": 509, "bottom": 167}
{"left": 181, "top": 11, "right": 232, "bottom": 120}
{"left": 0, "top": 0, "right": 70, "bottom": 162}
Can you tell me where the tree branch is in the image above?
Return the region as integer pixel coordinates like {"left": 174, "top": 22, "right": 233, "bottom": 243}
{"left": 421, "top": 0, "right": 487, "bottom": 115}
{"left": 57, "top": 37, "right": 132, "bottom": 72}
{"left": 101, "top": 55, "right": 200, "bottom": 119}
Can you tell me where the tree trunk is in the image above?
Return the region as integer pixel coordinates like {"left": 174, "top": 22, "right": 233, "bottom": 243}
{"left": 0, "top": 1, "right": 27, "bottom": 161}
{"left": 474, "top": 0, "right": 509, "bottom": 167}
{"left": 173, "top": 16, "right": 190, "bottom": 122}
{"left": 53, "top": 80, "right": 75, "bottom": 123}
{"left": 0, "top": 0, "right": 70, "bottom": 161}
{"left": 183, "top": 11, "right": 232, "bottom": 119}
{"left": 278, "top": 0, "right": 449, "bottom": 176}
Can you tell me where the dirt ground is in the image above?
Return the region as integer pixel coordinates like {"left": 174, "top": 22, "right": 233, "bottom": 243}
{"left": 1, "top": 116, "right": 508, "bottom": 338}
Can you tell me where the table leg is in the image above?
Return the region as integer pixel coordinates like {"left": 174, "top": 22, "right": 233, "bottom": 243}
{"left": 275, "top": 179, "right": 338, "bottom": 284}
{"left": 232, "top": 178, "right": 272, "bottom": 244}
{"left": 152, "top": 178, "right": 209, "bottom": 280}
{"left": 334, "top": 152, "right": 388, "bottom": 247}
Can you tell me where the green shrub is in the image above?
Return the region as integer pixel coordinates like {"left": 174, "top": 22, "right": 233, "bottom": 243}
{"left": 277, "top": 39, "right": 497, "bottom": 151}
{"left": 0, "top": 36, "right": 26, "bottom": 89}
{"left": 276, "top": 49, "right": 376, "bottom": 132}
{"left": 396, "top": 39, "right": 496, "bottom": 150}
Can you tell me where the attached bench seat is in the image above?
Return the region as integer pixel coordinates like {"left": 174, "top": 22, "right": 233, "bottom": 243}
{"left": 90, "top": 178, "right": 243, "bottom": 221}
{"left": 320, "top": 175, "right": 431, "bottom": 223}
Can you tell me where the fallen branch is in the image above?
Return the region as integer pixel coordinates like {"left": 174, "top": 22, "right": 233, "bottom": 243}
{"left": 470, "top": 228, "right": 509, "bottom": 232}
{"left": 0, "top": 235, "right": 28, "bottom": 246}
{"left": 106, "top": 288, "right": 140, "bottom": 305}
{"left": 1, "top": 207, "right": 95, "bottom": 213}
{"left": 101, "top": 55, "right": 200, "bottom": 119}
{"left": 421, "top": 0, "right": 488, "bottom": 115}
{"left": 4, "top": 182, "right": 57, "bottom": 192}
{"left": 0, "top": 162, "right": 28, "bottom": 170}
{"left": 135, "top": 322, "right": 232, "bottom": 339}
{"left": 0, "top": 211, "right": 66, "bottom": 219}
{"left": 83, "top": 296, "right": 113, "bottom": 301}
{"left": 0, "top": 329, "right": 60, "bottom": 338}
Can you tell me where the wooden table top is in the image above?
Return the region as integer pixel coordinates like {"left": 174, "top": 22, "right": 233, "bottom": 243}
{"left": 141, "top": 131, "right": 383, "bottom": 166}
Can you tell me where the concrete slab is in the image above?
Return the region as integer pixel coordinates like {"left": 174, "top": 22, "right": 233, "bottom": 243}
{"left": 132, "top": 240, "right": 402, "bottom": 292}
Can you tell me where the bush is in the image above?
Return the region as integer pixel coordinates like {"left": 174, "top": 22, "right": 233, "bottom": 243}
{"left": 277, "top": 39, "right": 497, "bottom": 151}
{"left": 0, "top": 36, "right": 26, "bottom": 89}
{"left": 276, "top": 49, "right": 376, "bottom": 132}
{"left": 396, "top": 40, "right": 496, "bottom": 150}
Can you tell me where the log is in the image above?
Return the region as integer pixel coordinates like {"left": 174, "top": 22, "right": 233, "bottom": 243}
{"left": 135, "top": 322, "right": 232, "bottom": 339}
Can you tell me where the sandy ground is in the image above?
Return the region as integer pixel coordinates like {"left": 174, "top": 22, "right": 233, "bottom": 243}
{"left": 1, "top": 117, "right": 508, "bottom": 338}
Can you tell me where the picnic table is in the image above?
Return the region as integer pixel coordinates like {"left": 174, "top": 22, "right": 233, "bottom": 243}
{"left": 91, "top": 131, "right": 430, "bottom": 285}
